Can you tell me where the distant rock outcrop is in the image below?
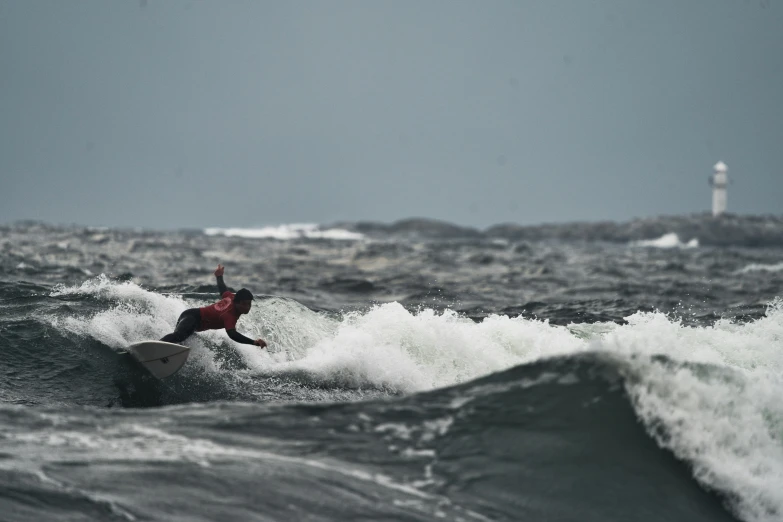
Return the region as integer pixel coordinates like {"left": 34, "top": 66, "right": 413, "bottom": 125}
{"left": 333, "top": 218, "right": 481, "bottom": 239}
{"left": 486, "top": 213, "right": 783, "bottom": 247}
{"left": 331, "top": 214, "right": 783, "bottom": 247}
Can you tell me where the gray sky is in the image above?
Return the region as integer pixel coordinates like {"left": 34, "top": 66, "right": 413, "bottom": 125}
{"left": 1, "top": 0, "right": 781, "bottom": 229}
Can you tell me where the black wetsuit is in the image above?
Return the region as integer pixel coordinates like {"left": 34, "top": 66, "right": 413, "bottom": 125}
{"left": 160, "top": 308, "right": 201, "bottom": 344}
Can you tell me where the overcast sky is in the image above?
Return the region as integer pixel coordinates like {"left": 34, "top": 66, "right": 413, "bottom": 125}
{"left": 1, "top": 0, "right": 781, "bottom": 229}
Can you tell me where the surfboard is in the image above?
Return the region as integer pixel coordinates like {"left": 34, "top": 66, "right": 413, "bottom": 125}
{"left": 126, "top": 341, "right": 191, "bottom": 379}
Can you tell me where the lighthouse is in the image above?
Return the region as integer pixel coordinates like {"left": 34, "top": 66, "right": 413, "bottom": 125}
{"left": 710, "top": 161, "right": 728, "bottom": 217}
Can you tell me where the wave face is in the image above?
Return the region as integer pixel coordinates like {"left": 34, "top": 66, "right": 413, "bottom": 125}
{"left": 1, "top": 220, "right": 782, "bottom": 521}
{"left": 0, "top": 355, "right": 749, "bottom": 522}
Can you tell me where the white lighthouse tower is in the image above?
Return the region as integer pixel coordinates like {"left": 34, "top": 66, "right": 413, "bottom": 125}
{"left": 710, "top": 161, "right": 728, "bottom": 217}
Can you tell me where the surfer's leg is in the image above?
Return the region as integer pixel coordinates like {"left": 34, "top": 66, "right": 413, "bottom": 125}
{"left": 160, "top": 309, "right": 200, "bottom": 343}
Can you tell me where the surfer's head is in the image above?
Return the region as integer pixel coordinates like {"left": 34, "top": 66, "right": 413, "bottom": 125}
{"left": 234, "top": 288, "right": 254, "bottom": 314}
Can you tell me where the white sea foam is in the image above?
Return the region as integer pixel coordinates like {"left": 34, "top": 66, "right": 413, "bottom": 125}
{"left": 48, "top": 276, "right": 586, "bottom": 391}
{"left": 204, "top": 224, "right": 364, "bottom": 241}
{"left": 246, "top": 302, "right": 586, "bottom": 392}
{"left": 631, "top": 232, "right": 699, "bottom": 249}
{"left": 48, "top": 277, "right": 783, "bottom": 521}
{"left": 736, "top": 262, "right": 783, "bottom": 274}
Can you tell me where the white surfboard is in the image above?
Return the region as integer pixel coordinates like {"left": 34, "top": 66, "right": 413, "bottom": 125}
{"left": 127, "top": 341, "right": 191, "bottom": 379}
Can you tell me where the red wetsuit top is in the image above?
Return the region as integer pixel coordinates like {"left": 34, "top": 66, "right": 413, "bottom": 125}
{"left": 198, "top": 291, "right": 240, "bottom": 331}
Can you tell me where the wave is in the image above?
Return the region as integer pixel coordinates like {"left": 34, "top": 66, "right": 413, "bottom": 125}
{"left": 601, "top": 306, "right": 783, "bottom": 522}
{"left": 204, "top": 224, "right": 364, "bottom": 241}
{"left": 31, "top": 278, "right": 783, "bottom": 521}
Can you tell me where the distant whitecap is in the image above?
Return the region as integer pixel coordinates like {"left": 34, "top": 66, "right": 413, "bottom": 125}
{"left": 631, "top": 233, "right": 699, "bottom": 249}
{"left": 204, "top": 224, "right": 364, "bottom": 241}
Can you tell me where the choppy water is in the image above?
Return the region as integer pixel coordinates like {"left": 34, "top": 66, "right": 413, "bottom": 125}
{"left": 1, "top": 217, "right": 782, "bottom": 522}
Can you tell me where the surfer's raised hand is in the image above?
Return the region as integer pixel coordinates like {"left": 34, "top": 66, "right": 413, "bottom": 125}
{"left": 254, "top": 338, "right": 267, "bottom": 349}
{"left": 214, "top": 264, "right": 225, "bottom": 277}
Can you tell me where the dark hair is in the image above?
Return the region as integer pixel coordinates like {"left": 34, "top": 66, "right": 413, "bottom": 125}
{"left": 234, "top": 288, "right": 254, "bottom": 302}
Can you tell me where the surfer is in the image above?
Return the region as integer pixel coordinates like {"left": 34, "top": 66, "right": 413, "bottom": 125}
{"left": 160, "top": 264, "right": 267, "bottom": 348}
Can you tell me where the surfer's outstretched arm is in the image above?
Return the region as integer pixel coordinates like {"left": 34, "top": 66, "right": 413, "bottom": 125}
{"left": 226, "top": 329, "right": 267, "bottom": 348}
{"left": 214, "top": 264, "right": 234, "bottom": 295}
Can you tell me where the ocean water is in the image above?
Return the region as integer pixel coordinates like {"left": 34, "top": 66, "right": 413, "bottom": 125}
{"left": 1, "top": 216, "right": 782, "bottom": 522}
